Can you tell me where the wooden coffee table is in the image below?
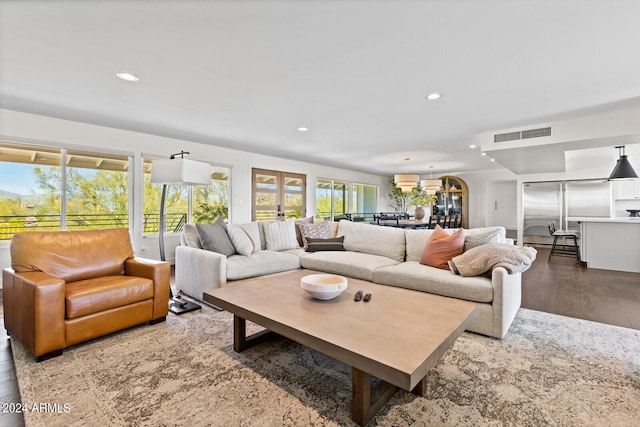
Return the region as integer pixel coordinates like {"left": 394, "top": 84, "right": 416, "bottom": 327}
{"left": 204, "top": 269, "right": 476, "bottom": 426}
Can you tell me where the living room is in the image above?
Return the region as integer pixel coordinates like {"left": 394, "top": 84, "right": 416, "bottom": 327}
{"left": 1, "top": 1, "right": 640, "bottom": 426}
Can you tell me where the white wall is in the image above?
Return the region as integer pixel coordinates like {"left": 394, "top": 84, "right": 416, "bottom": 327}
{"left": 0, "top": 109, "right": 391, "bottom": 276}
{"left": 5, "top": 108, "right": 618, "bottom": 276}
{"left": 455, "top": 168, "right": 518, "bottom": 229}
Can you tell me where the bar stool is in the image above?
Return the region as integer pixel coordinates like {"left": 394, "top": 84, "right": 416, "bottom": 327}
{"left": 548, "top": 221, "right": 580, "bottom": 264}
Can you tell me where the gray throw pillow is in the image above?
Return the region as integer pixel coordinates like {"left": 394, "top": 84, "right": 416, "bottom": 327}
{"left": 196, "top": 218, "right": 236, "bottom": 256}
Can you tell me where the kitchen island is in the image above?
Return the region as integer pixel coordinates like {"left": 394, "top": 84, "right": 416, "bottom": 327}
{"left": 567, "top": 217, "right": 640, "bottom": 273}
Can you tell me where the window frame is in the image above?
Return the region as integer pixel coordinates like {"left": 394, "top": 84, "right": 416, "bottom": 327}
{"left": 0, "top": 140, "right": 133, "bottom": 241}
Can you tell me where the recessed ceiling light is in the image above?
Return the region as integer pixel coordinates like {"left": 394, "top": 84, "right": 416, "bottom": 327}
{"left": 116, "top": 72, "right": 139, "bottom": 82}
{"left": 426, "top": 93, "right": 441, "bottom": 100}
{"left": 481, "top": 152, "right": 487, "bottom": 156}
{"left": 490, "top": 158, "right": 495, "bottom": 162}
{"left": 297, "top": 127, "right": 310, "bottom": 132}
{"left": 469, "top": 145, "right": 476, "bottom": 149}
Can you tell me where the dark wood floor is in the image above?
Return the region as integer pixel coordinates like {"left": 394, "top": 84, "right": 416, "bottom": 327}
{"left": 0, "top": 308, "right": 24, "bottom": 427}
{"left": 0, "top": 250, "right": 638, "bottom": 426}
{"left": 522, "top": 246, "right": 640, "bottom": 330}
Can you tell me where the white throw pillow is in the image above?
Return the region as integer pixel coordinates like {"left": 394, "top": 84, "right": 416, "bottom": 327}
{"left": 463, "top": 227, "right": 505, "bottom": 251}
{"left": 264, "top": 219, "right": 299, "bottom": 251}
{"left": 234, "top": 222, "right": 262, "bottom": 252}
{"left": 227, "top": 224, "right": 257, "bottom": 256}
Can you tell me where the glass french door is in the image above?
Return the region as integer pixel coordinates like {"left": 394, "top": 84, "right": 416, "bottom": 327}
{"left": 252, "top": 168, "right": 306, "bottom": 221}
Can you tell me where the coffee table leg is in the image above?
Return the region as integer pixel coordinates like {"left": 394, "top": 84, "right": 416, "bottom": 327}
{"left": 411, "top": 376, "right": 428, "bottom": 397}
{"left": 233, "top": 314, "right": 278, "bottom": 352}
{"left": 351, "top": 367, "right": 399, "bottom": 426}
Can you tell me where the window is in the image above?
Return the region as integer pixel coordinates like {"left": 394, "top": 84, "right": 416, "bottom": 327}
{"left": 193, "top": 169, "right": 229, "bottom": 222}
{"left": 0, "top": 142, "right": 130, "bottom": 240}
{"left": 316, "top": 180, "right": 333, "bottom": 220}
{"left": 352, "top": 183, "right": 378, "bottom": 221}
{"left": 316, "top": 179, "right": 378, "bottom": 221}
{"left": 142, "top": 158, "right": 229, "bottom": 234}
{"left": 65, "top": 149, "right": 129, "bottom": 230}
{"left": 332, "top": 181, "right": 348, "bottom": 218}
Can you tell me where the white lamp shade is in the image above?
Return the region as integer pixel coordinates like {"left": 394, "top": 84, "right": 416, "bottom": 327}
{"left": 150, "top": 158, "right": 211, "bottom": 185}
{"left": 394, "top": 174, "right": 420, "bottom": 184}
{"left": 394, "top": 174, "right": 420, "bottom": 193}
{"left": 420, "top": 179, "right": 441, "bottom": 190}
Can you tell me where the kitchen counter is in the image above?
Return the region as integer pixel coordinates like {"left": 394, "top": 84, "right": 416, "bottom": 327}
{"left": 566, "top": 217, "right": 640, "bottom": 273}
{"left": 566, "top": 216, "right": 640, "bottom": 223}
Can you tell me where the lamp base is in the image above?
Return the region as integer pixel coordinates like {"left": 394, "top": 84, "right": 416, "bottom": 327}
{"left": 169, "top": 296, "right": 201, "bottom": 315}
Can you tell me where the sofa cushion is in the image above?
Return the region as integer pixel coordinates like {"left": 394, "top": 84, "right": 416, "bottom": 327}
{"left": 264, "top": 219, "right": 299, "bottom": 251}
{"left": 196, "top": 218, "right": 236, "bottom": 256}
{"left": 294, "top": 216, "right": 314, "bottom": 246}
{"left": 182, "top": 223, "right": 203, "bottom": 249}
{"left": 405, "top": 226, "right": 507, "bottom": 261}
{"left": 463, "top": 227, "right": 506, "bottom": 251}
{"left": 372, "top": 261, "right": 493, "bottom": 303}
{"left": 420, "top": 226, "right": 465, "bottom": 269}
{"left": 65, "top": 275, "right": 154, "bottom": 319}
{"left": 337, "top": 220, "right": 406, "bottom": 262}
{"left": 306, "top": 236, "right": 345, "bottom": 252}
{"left": 234, "top": 222, "right": 262, "bottom": 252}
{"left": 226, "top": 250, "right": 301, "bottom": 280}
{"left": 227, "top": 224, "right": 257, "bottom": 256}
{"left": 326, "top": 221, "right": 339, "bottom": 238}
{"left": 300, "top": 251, "right": 399, "bottom": 281}
{"left": 298, "top": 221, "right": 331, "bottom": 248}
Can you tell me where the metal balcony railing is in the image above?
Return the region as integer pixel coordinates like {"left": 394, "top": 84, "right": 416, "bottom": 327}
{"left": 0, "top": 213, "right": 187, "bottom": 240}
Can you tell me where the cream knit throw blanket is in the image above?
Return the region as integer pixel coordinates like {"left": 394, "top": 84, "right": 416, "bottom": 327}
{"left": 449, "top": 243, "right": 537, "bottom": 277}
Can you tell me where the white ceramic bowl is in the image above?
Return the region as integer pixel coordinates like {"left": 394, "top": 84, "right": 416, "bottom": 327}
{"left": 300, "top": 274, "right": 348, "bottom": 300}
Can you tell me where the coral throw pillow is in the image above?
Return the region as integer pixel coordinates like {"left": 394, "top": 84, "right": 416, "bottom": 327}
{"left": 420, "top": 226, "right": 465, "bottom": 269}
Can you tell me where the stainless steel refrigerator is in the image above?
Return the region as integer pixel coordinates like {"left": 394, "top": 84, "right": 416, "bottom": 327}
{"left": 523, "top": 179, "right": 611, "bottom": 245}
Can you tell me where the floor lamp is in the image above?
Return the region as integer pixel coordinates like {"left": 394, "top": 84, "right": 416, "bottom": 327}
{"left": 150, "top": 151, "right": 211, "bottom": 315}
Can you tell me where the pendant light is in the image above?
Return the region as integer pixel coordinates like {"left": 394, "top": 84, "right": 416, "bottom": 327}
{"left": 608, "top": 145, "right": 638, "bottom": 180}
{"left": 420, "top": 165, "right": 441, "bottom": 195}
{"left": 394, "top": 174, "right": 420, "bottom": 193}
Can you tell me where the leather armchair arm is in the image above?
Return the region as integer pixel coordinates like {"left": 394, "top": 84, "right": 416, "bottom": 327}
{"left": 124, "top": 258, "right": 170, "bottom": 320}
{"left": 2, "top": 268, "right": 65, "bottom": 357}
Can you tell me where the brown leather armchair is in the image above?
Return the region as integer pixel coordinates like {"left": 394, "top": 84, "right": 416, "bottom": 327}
{"left": 3, "top": 228, "right": 170, "bottom": 361}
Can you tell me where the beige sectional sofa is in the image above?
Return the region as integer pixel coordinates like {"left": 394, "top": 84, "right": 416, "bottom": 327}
{"left": 175, "top": 220, "right": 521, "bottom": 339}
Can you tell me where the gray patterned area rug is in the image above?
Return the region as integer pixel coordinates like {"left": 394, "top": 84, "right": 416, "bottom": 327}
{"left": 11, "top": 306, "right": 640, "bottom": 426}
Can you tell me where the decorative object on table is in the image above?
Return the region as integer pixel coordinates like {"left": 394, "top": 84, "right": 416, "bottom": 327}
{"left": 151, "top": 150, "right": 211, "bottom": 315}
{"left": 411, "top": 191, "right": 438, "bottom": 221}
{"left": 608, "top": 145, "right": 638, "bottom": 180}
{"left": 627, "top": 209, "right": 640, "bottom": 217}
{"left": 300, "top": 273, "right": 348, "bottom": 300}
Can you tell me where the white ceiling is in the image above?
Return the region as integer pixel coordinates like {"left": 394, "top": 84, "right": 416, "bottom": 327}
{"left": 1, "top": 0, "right": 640, "bottom": 176}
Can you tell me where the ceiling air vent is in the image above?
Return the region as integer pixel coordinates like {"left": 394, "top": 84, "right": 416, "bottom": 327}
{"left": 494, "top": 126, "right": 552, "bottom": 143}
{"left": 494, "top": 131, "right": 521, "bottom": 143}
{"left": 522, "top": 127, "right": 552, "bottom": 139}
